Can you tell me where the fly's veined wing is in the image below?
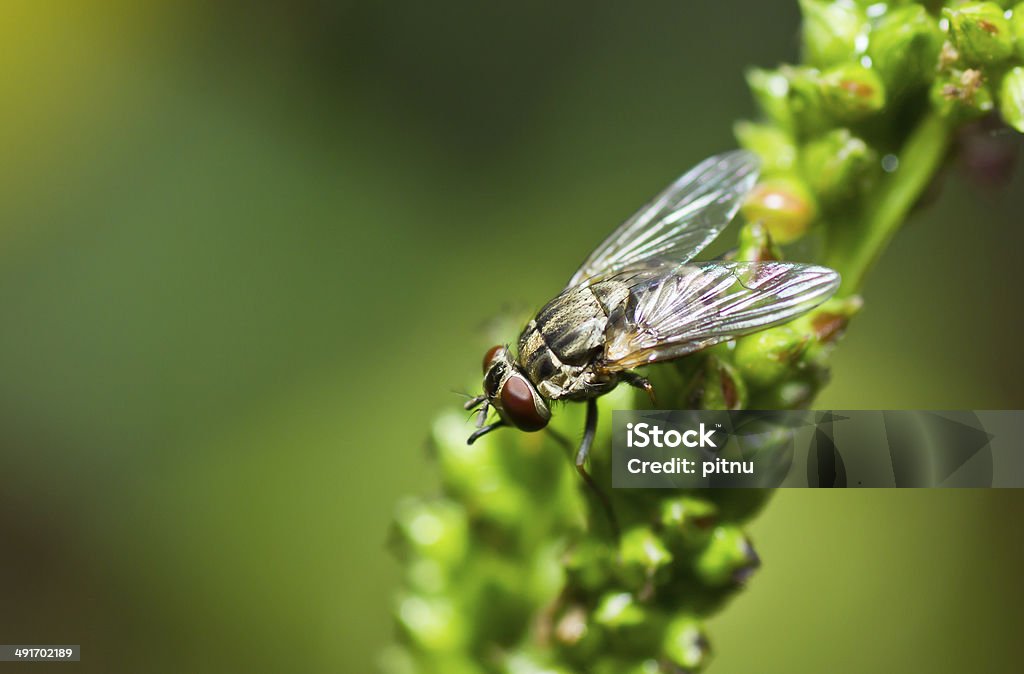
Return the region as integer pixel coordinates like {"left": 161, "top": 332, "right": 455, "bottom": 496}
{"left": 567, "top": 150, "right": 759, "bottom": 288}
{"left": 601, "top": 261, "right": 840, "bottom": 371}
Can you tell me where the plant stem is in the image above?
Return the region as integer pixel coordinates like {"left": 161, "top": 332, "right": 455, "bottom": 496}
{"left": 828, "top": 111, "right": 953, "bottom": 293}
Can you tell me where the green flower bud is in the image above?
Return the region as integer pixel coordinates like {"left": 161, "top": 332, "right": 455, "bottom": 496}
{"left": 396, "top": 594, "right": 467, "bottom": 652}
{"left": 406, "top": 559, "right": 448, "bottom": 595}
{"left": 393, "top": 497, "right": 469, "bottom": 564}
{"left": 1012, "top": 4, "right": 1024, "bottom": 60}
{"left": 799, "top": 0, "right": 867, "bottom": 68}
{"left": 733, "top": 326, "right": 809, "bottom": 390}
{"left": 662, "top": 615, "right": 711, "bottom": 671}
{"left": 740, "top": 176, "right": 818, "bottom": 244}
{"left": 999, "top": 66, "right": 1024, "bottom": 132}
{"left": 734, "top": 121, "right": 797, "bottom": 174}
{"left": 432, "top": 413, "right": 536, "bottom": 527}
{"left": 930, "top": 68, "right": 995, "bottom": 121}
{"left": 659, "top": 497, "right": 718, "bottom": 546}
{"left": 734, "top": 221, "right": 782, "bottom": 263}
{"left": 818, "top": 63, "right": 886, "bottom": 121}
{"left": 747, "top": 297, "right": 862, "bottom": 409}
{"left": 594, "top": 592, "right": 647, "bottom": 629}
{"left": 746, "top": 66, "right": 831, "bottom": 137}
{"left": 746, "top": 68, "right": 795, "bottom": 132}
{"left": 698, "top": 355, "right": 747, "bottom": 410}
{"left": 943, "top": 2, "right": 1015, "bottom": 66}
{"left": 618, "top": 526, "right": 673, "bottom": 586}
{"left": 563, "top": 538, "right": 615, "bottom": 592}
{"left": 800, "top": 128, "right": 878, "bottom": 204}
{"left": 785, "top": 66, "right": 832, "bottom": 136}
{"left": 867, "top": 4, "right": 943, "bottom": 94}
{"left": 693, "top": 526, "right": 760, "bottom": 587}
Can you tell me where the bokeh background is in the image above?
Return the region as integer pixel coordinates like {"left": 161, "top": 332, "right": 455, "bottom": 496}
{"left": 1, "top": 2, "right": 1023, "bottom": 672}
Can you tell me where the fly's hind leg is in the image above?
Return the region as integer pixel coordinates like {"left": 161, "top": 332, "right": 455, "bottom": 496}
{"left": 621, "top": 371, "right": 657, "bottom": 406}
{"left": 574, "top": 398, "right": 620, "bottom": 539}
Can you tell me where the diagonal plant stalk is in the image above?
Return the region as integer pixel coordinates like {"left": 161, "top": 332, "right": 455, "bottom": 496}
{"left": 827, "top": 111, "right": 952, "bottom": 292}
{"left": 385, "top": 2, "right": 1024, "bottom": 672}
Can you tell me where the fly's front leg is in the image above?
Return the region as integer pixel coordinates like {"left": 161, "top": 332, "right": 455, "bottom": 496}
{"left": 467, "top": 420, "right": 505, "bottom": 445}
{"left": 575, "top": 398, "right": 619, "bottom": 539}
{"left": 621, "top": 371, "right": 657, "bottom": 406}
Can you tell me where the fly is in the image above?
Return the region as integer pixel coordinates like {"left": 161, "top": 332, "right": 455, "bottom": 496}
{"left": 463, "top": 150, "right": 839, "bottom": 528}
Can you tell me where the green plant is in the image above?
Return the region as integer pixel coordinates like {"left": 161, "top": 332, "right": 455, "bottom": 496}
{"left": 384, "top": 2, "right": 1022, "bottom": 672}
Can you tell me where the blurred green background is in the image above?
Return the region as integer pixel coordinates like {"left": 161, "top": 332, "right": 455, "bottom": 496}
{"left": 1, "top": 2, "right": 1022, "bottom": 672}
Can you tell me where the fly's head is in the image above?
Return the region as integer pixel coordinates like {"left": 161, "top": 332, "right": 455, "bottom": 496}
{"left": 465, "top": 345, "right": 550, "bottom": 444}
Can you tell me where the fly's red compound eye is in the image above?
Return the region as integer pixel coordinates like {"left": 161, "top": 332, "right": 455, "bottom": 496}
{"left": 482, "top": 345, "right": 504, "bottom": 373}
{"left": 500, "top": 375, "right": 548, "bottom": 432}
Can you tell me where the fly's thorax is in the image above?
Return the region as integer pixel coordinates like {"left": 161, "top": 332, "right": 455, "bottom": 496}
{"left": 522, "top": 283, "right": 627, "bottom": 366}
{"left": 514, "top": 280, "right": 632, "bottom": 400}
{"left": 516, "top": 328, "right": 618, "bottom": 403}
{"left": 481, "top": 345, "right": 550, "bottom": 432}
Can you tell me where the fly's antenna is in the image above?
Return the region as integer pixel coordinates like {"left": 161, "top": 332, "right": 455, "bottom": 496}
{"left": 459, "top": 393, "right": 491, "bottom": 427}
{"left": 462, "top": 394, "right": 486, "bottom": 411}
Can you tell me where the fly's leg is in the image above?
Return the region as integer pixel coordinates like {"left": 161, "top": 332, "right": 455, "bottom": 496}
{"left": 467, "top": 420, "right": 505, "bottom": 445}
{"left": 574, "top": 398, "right": 620, "bottom": 539}
{"left": 574, "top": 398, "right": 598, "bottom": 468}
{"left": 621, "top": 371, "right": 657, "bottom": 406}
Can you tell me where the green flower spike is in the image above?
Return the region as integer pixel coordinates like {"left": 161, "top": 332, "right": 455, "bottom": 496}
{"left": 943, "top": 2, "right": 1015, "bottom": 66}
{"left": 389, "top": 2, "right": 1024, "bottom": 672}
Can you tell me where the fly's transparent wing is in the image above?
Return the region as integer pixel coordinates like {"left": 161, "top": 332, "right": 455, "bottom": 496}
{"left": 568, "top": 150, "right": 759, "bottom": 288}
{"left": 601, "top": 261, "right": 840, "bottom": 370}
